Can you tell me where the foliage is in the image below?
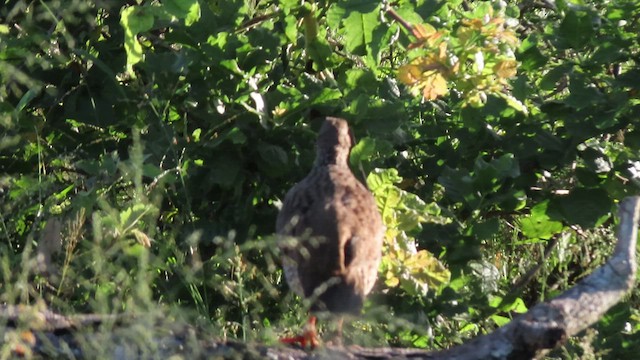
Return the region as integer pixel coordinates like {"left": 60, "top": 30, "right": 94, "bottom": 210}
{"left": 397, "top": 3, "right": 522, "bottom": 109}
{"left": 367, "top": 168, "right": 451, "bottom": 297}
{"left": 1, "top": 0, "right": 640, "bottom": 357}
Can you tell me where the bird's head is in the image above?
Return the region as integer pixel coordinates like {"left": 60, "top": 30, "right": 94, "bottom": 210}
{"left": 315, "top": 117, "right": 354, "bottom": 166}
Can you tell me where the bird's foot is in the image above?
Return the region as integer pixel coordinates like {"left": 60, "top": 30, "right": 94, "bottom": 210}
{"left": 326, "top": 335, "right": 343, "bottom": 347}
{"left": 279, "top": 316, "right": 320, "bottom": 349}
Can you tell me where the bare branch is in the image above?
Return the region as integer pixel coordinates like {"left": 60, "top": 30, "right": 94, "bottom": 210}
{"left": 431, "top": 196, "right": 639, "bottom": 359}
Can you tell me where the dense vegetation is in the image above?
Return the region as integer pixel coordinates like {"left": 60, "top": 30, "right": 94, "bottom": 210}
{"left": 1, "top": 0, "right": 639, "bottom": 357}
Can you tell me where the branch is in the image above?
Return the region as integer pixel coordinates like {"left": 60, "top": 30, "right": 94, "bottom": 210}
{"left": 434, "top": 196, "right": 639, "bottom": 359}
{"left": 385, "top": 7, "right": 415, "bottom": 34}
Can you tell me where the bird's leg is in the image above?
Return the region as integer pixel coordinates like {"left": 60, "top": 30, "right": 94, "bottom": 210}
{"left": 334, "top": 316, "right": 345, "bottom": 346}
{"left": 325, "top": 315, "right": 345, "bottom": 347}
{"left": 280, "top": 316, "right": 320, "bottom": 349}
{"left": 303, "top": 315, "right": 320, "bottom": 348}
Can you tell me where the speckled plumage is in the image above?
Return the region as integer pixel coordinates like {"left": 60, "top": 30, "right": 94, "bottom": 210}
{"left": 276, "top": 117, "right": 384, "bottom": 315}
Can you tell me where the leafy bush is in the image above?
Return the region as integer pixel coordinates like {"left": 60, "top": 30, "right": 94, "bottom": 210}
{"left": 1, "top": 0, "right": 639, "bottom": 357}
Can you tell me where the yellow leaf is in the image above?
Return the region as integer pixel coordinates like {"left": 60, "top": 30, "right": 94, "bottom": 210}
{"left": 399, "top": 58, "right": 449, "bottom": 100}
{"left": 488, "top": 17, "right": 505, "bottom": 27}
{"left": 451, "top": 60, "right": 461, "bottom": 74}
{"left": 462, "top": 18, "right": 484, "bottom": 30}
{"left": 409, "top": 23, "right": 443, "bottom": 49}
{"left": 131, "top": 228, "right": 152, "bottom": 247}
{"left": 421, "top": 71, "right": 448, "bottom": 100}
{"left": 398, "top": 64, "right": 421, "bottom": 85}
{"left": 456, "top": 26, "right": 474, "bottom": 44}
{"left": 498, "top": 29, "right": 520, "bottom": 46}
{"left": 437, "top": 41, "right": 448, "bottom": 61}
{"left": 385, "top": 272, "right": 400, "bottom": 287}
{"left": 405, "top": 250, "right": 433, "bottom": 269}
{"left": 494, "top": 59, "right": 517, "bottom": 78}
{"left": 466, "top": 90, "right": 487, "bottom": 107}
{"left": 411, "top": 23, "right": 436, "bottom": 40}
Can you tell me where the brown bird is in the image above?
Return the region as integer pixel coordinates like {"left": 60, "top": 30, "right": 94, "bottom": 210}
{"left": 276, "top": 117, "right": 384, "bottom": 348}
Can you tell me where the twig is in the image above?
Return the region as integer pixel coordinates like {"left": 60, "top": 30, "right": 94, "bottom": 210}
{"left": 384, "top": 7, "right": 414, "bottom": 34}
{"left": 509, "top": 234, "right": 561, "bottom": 293}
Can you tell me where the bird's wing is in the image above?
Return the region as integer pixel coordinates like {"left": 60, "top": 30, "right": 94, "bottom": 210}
{"left": 276, "top": 173, "right": 342, "bottom": 299}
{"left": 332, "top": 170, "right": 384, "bottom": 298}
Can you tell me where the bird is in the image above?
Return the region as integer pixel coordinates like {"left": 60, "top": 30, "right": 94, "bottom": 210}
{"left": 276, "top": 117, "right": 384, "bottom": 348}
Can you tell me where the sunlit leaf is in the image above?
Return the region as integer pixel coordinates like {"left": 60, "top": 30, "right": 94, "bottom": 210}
{"left": 164, "top": 0, "right": 201, "bottom": 25}
{"left": 519, "top": 201, "right": 564, "bottom": 239}
{"left": 120, "top": 6, "right": 154, "bottom": 75}
{"left": 490, "top": 314, "right": 511, "bottom": 326}
{"left": 421, "top": 71, "right": 448, "bottom": 100}
{"left": 369, "top": 169, "right": 451, "bottom": 295}
{"left": 494, "top": 59, "right": 517, "bottom": 78}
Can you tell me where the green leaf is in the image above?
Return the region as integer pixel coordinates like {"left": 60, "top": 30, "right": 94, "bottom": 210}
{"left": 490, "top": 314, "right": 511, "bottom": 327}
{"left": 565, "top": 73, "right": 604, "bottom": 110}
{"left": 306, "top": 38, "right": 334, "bottom": 71}
{"left": 554, "top": 188, "right": 612, "bottom": 228}
{"left": 470, "top": 218, "right": 500, "bottom": 240}
{"left": 493, "top": 153, "right": 521, "bottom": 179}
{"left": 344, "top": 68, "right": 378, "bottom": 94}
{"left": 342, "top": 9, "right": 378, "bottom": 55}
{"left": 370, "top": 168, "right": 451, "bottom": 295}
{"left": 438, "top": 167, "right": 475, "bottom": 204}
{"left": 257, "top": 142, "right": 289, "bottom": 177}
{"left": 119, "top": 203, "right": 150, "bottom": 233}
{"left": 580, "top": 146, "right": 611, "bottom": 174}
{"left": 326, "top": 3, "right": 346, "bottom": 30}
{"left": 327, "top": 1, "right": 381, "bottom": 66}
{"left": 468, "top": 259, "right": 500, "bottom": 293}
{"left": 164, "top": 0, "right": 201, "bottom": 25}
{"left": 283, "top": 14, "right": 298, "bottom": 43}
{"left": 326, "top": 0, "right": 379, "bottom": 29}
{"left": 15, "top": 86, "right": 41, "bottom": 113}
{"left": 497, "top": 93, "right": 528, "bottom": 115}
{"left": 520, "top": 201, "right": 564, "bottom": 239}
{"left": 491, "top": 295, "right": 528, "bottom": 313}
{"left": 392, "top": 5, "right": 424, "bottom": 25}
{"left": 310, "top": 88, "right": 343, "bottom": 105}
{"left": 402, "top": 250, "right": 451, "bottom": 294}
{"left": 120, "top": 6, "right": 154, "bottom": 75}
{"left": 208, "top": 155, "right": 242, "bottom": 188}
{"left": 121, "top": 6, "right": 154, "bottom": 35}
{"left": 303, "top": 12, "right": 334, "bottom": 71}
{"left": 539, "top": 64, "right": 571, "bottom": 91}
{"left": 363, "top": 101, "right": 404, "bottom": 134}
{"left": 227, "top": 128, "right": 247, "bottom": 145}
{"left": 499, "top": 189, "right": 527, "bottom": 211}
{"left": 367, "top": 168, "right": 403, "bottom": 193}
{"left": 558, "top": 10, "right": 595, "bottom": 49}
{"left": 350, "top": 137, "right": 377, "bottom": 165}
{"left": 470, "top": 2, "right": 493, "bottom": 18}
{"left": 518, "top": 35, "right": 547, "bottom": 71}
{"left": 474, "top": 154, "right": 520, "bottom": 189}
{"left": 124, "top": 242, "right": 148, "bottom": 256}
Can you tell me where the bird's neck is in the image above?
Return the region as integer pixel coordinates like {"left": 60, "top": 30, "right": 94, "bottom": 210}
{"left": 315, "top": 147, "right": 349, "bottom": 167}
